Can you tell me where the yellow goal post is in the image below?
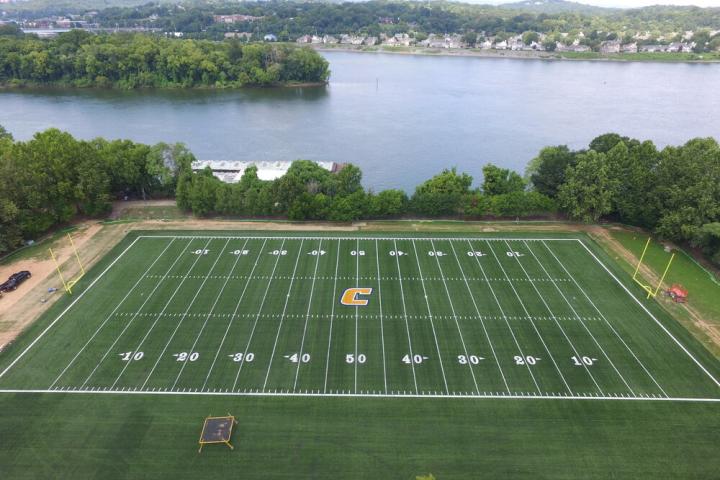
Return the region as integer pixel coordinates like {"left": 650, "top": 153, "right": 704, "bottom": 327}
{"left": 632, "top": 237, "right": 675, "bottom": 299}
{"left": 49, "top": 233, "right": 86, "bottom": 294}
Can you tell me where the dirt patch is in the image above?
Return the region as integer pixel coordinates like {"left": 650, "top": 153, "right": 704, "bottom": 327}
{"left": 0, "top": 222, "right": 121, "bottom": 350}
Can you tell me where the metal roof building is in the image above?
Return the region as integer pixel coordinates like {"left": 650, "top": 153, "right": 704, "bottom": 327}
{"left": 191, "top": 160, "right": 337, "bottom": 183}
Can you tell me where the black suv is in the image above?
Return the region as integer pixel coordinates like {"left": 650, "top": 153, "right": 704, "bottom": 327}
{"left": 0, "top": 271, "right": 31, "bottom": 292}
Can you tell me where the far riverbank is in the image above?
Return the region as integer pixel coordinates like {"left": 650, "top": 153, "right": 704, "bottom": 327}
{"left": 312, "top": 44, "right": 720, "bottom": 63}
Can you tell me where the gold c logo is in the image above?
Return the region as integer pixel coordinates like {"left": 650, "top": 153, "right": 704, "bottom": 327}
{"left": 340, "top": 287, "right": 373, "bottom": 306}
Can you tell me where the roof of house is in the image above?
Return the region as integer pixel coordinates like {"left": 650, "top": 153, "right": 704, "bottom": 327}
{"left": 192, "top": 160, "right": 336, "bottom": 183}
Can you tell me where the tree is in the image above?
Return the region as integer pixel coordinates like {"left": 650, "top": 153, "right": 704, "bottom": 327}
{"left": 482, "top": 164, "right": 525, "bottom": 196}
{"left": 558, "top": 150, "right": 613, "bottom": 223}
{"left": 188, "top": 167, "right": 219, "bottom": 216}
{"left": 0, "top": 125, "right": 12, "bottom": 141}
{"left": 411, "top": 168, "right": 472, "bottom": 216}
{"left": 522, "top": 31, "right": 539, "bottom": 45}
{"left": 526, "top": 145, "right": 576, "bottom": 198}
{"left": 462, "top": 31, "right": 477, "bottom": 47}
{"left": 693, "top": 223, "right": 720, "bottom": 265}
{"left": 332, "top": 164, "right": 363, "bottom": 197}
{"left": 367, "top": 189, "right": 408, "bottom": 218}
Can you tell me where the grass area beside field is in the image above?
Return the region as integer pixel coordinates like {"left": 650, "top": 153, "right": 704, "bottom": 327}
{"left": 0, "top": 229, "right": 718, "bottom": 478}
{"left": 608, "top": 230, "right": 720, "bottom": 324}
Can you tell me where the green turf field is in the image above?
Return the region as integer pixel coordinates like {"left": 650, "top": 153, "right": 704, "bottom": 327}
{"left": 0, "top": 231, "right": 718, "bottom": 479}
{"left": 1, "top": 232, "right": 718, "bottom": 400}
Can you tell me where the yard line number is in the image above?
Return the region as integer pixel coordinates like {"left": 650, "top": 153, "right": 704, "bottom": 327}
{"left": 230, "top": 352, "right": 254, "bottom": 362}
{"left": 514, "top": 355, "right": 540, "bottom": 365}
{"left": 402, "top": 354, "right": 428, "bottom": 365}
{"left": 174, "top": 352, "right": 199, "bottom": 362}
{"left": 119, "top": 351, "right": 143, "bottom": 361}
{"left": 286, "top": 353, "right": 310, "bottom": 363}
{"left": 572, "top": 355, "right": 597, "bottom": 366}
{"left": 231, "top": 249, "right": 250, "bottom": 255}
{"left": 192, "top": 249, "right": 209, "bottom": 255}
{"left": 346, "top": 353, "right": 366, "bottom": 364}
{"left": 458, "top": 354, "right": 484, "bottom": 365}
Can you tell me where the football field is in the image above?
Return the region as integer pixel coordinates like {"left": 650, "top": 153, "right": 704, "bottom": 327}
{"left": 0, "top": 232, "right": 718, "bottom": 402}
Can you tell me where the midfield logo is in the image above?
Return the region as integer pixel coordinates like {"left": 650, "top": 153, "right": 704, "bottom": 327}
{"left": 340, "top": 287, "right": 373, "bottom": 306}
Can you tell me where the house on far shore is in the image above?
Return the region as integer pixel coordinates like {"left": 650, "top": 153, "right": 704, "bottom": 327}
{"left": 263, "top": 34, "right": 277, "bottom": 42}
{"left": 225, "top": 32, "right": 253, "bottom": 40}
{"left": 600, "top": 40, "right": 621, "bottom": 54}
{"left": 640, "top": 44, "right": 667, "bottom": 52}
{"left": 622, "top": 42, "right": 638, "bottom": 53}
{"left": 296, "top": 35, "right": 312, "bottom": 44}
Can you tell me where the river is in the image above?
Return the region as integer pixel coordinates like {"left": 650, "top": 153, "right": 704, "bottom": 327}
{"left": 1, "top": 51, "right": 719, "bottom": 190}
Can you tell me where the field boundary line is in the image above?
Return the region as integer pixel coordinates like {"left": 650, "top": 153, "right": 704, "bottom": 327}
{"left": 393, "top": 239, "right": 419, "bottom": 394}
{"left": 49, "top": 238, "right": 176, "bottom": 388}
{"left": 524, "top": 241, "right": 636, "bottom": 395}
{"left": 262, "top": 239, "right": 305, "bottom": 390}
{"left": 231, "top": 239, "right": 287, "bottom": 391}
{"left": 172, "top": 238, "right": 248, "bottom": 389}
{"left": 137, "top": 235, "right": 580, "bottom": 242}
{"left": 448, "top": 240, "right": 510, "bottom": 392}
{"left": 576, "top": 239, "right": 720, "bottom": 390}
{"left": 293, "top": 239, "right": 323, "bottom": 391}
{"left": 0, "top": 236, "right": 142, "bottom": 381}
{"left": 323, "top": 240, "right": 341, "bottom": 393}
{"left": 1, "top": 388, "right": 718, "bottom": 402}
{"left": 430, "top": 239, "right": 480, "bottom": 394}
{"left": 411, "top": 239, "right": 450, "bottom": 394}
{"left": 466, "top": 239, "right": 541, "bottom": 392}
{"left": 201, "top": 239, "right": 267, "bottom": 390}
{"left": 505, "top": 240, "right": 603, "bottom": 395}
{"left": 107, "top": 238, "right": 213, "bottom": 389}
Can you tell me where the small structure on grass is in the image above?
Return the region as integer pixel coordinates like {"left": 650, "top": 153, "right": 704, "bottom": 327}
{"left": 666, "top": 284, "right": 688, "bottom": 303}
{"left": 198, "top": 414, "right": 237, "bottom": 452}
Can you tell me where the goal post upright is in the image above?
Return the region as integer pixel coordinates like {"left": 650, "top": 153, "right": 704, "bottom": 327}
{"left": 50, "top": 233, "right": 87, "bottom": 295}
{"left": 631, "top": 236, "right": 676, "bottom": 299}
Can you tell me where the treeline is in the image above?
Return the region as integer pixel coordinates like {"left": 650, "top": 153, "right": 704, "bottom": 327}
{"left": 528, "top": 134, "right": 720, "bottom": 265}
{"left": 177, "top": 133, "right": 720, "bottom": 265}
{"left": 0, "top": 31, "right": 330, "bottom": 88}
{"left": 1, "top": 126, "right": 718, "bottom": 266}
{"left": 86, "top": 1, "right": 720, "bottom": 42}
{"left": 0, "top": 126, "right": 192, "bottom": 254}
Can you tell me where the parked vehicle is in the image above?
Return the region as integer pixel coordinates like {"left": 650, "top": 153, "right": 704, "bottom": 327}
{"left": 0, "top": 271, "right": 31, "bottom": 292}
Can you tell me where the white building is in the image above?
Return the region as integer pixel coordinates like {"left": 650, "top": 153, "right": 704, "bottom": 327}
{"left": 192, "top": 160, "right": 338, "bottom": 183}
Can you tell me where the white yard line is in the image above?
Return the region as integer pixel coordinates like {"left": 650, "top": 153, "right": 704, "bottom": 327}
{"left": 485, "top": 241, "right": 573, "bottom": 395}
{"left": 231, "top": 239, "right": 287, "bottom": 391}
{"left": 49, "top": 238, "right": 175, "bottom": 389}
{"left": 171, "top": 238, "right": 249, "bottom": 390}
{"left": 448, "top": 240, "right": 510, "bottom": 392}
{"left": 201, "top": 239, "right": 267, "bottom": 391}
{"left": 546, "top": 241, "right": 670, "bottom": 395}
{"left": 429, "top": 239, "right": 480, "bottom": 394}
{"left": 525, "top": 241, "right": 636, "bottom": 396}
{"left": 354, "top": 238, "right": 360, "bottom": 394}
{"left": 0, "top": 236, "right": 142, "bottom": 382}
{"left": 410, "top": 240, "right": 450, "bottom": 394}
{"left": 393, "top": 239, "right": 419, "bottom": 394}
{"left": 138, "top": 239, "right": 231, "bottom": 390}
{"left": 105, "top": 238, "right": 213, "bottom": 389}
{"left": 262, "top": 239, "right": 305, "bottom": 391}
{"left": 78, "top": 238, "right": 195, "bottom": 389}
{"left": 323, "top": 240, "right": 341, "bottom": 394}
{"left": 293, "top": 239, "right": 323, "bottom": 391}
{"left": 466, "top": 240, "right": 541, "bottom": 393}
{"left": 504, "top": 240, "right": 603, "bottom": 395}
{"left": 375, "top": 239, "right": 388, "bottom": 394}
{"left": 1, "top": 388, "right": 717, "bottom": 403}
